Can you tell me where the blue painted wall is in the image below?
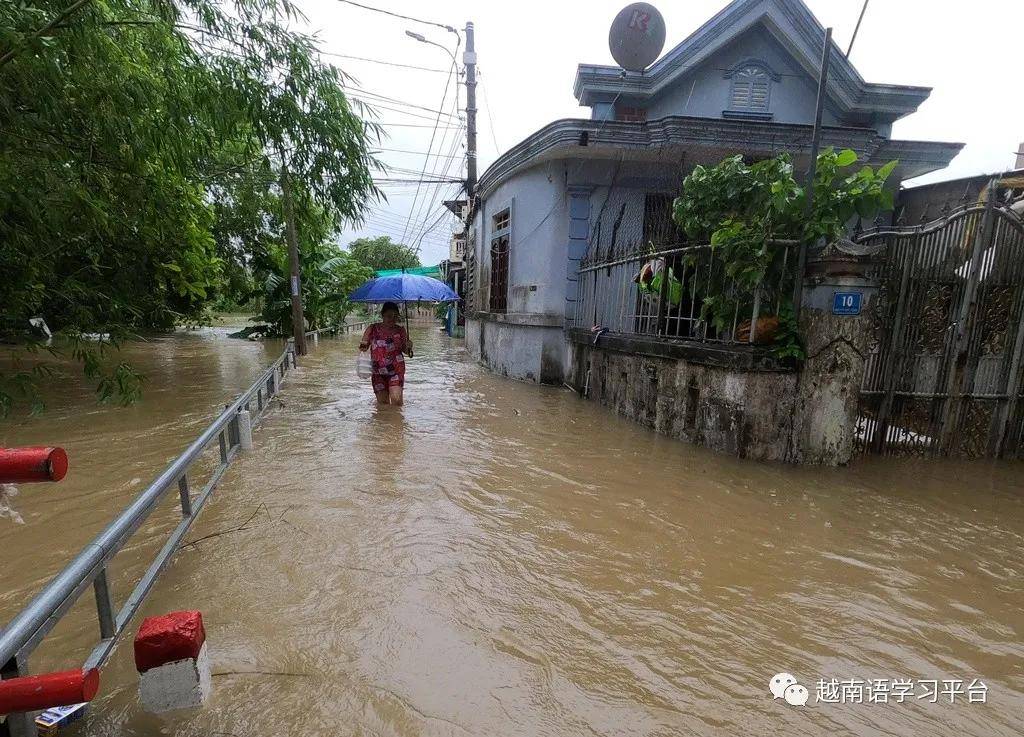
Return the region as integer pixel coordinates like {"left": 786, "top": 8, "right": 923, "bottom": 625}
{"left": 468, "top": 158, "right": 685, "bottom": 384}
{"left": 584, "top": 23, "right": 901, "bottom": 133}
{"left": 473, "top": 161, "right": 568, "bottom": 317}
{"left": 644, "top": 27, "right": 845, "bottom": 127}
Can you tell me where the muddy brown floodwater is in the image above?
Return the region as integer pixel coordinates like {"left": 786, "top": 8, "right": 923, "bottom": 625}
{"left": 2, "top": 324, "right": 1023, "bottom": 736}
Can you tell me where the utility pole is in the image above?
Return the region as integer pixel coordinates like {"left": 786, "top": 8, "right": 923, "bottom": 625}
{"left": 791, "top": 26, "right": 833, "bottom": 318}
{"left": 464, "top": 21, "right": 478, "bottom": 207}
{"left": 846, "top": 0, "right": 870, "bottom": 58}
{"left": 281, "top": 165, "right": 307, "bottom": 356}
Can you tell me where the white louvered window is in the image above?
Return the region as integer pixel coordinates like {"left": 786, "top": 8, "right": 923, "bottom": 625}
{"left": 730, "top": 66, "right": 771, "bottom": 112}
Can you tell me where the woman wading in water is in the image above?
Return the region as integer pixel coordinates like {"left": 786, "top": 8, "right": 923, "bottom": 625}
{"left": 359, "top": 302, "right": 413, "bottom": 406}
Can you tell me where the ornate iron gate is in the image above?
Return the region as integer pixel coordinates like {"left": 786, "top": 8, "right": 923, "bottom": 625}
{"left": 856, "top": 191, "right": 1024, "bottom": 457}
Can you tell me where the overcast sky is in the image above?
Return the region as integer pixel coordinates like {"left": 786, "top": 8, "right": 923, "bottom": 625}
{"left": 295, "top": 0, "right": 1024, "bottom": 267}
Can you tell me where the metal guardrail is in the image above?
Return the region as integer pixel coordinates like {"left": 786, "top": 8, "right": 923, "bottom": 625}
{"left": 0, "top": 341, "right": 301, "bottom": 735}
{"left": 304, "top": 320, "right": 369, "bottom": 340}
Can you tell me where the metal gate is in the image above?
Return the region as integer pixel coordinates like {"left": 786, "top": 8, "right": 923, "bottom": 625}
{"left": 856, "top": 189, "right": 1024, "bottom": 457}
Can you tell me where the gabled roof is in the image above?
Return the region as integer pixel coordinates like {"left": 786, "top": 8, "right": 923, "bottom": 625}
{"left": 575, "top": 0, "right": 931, "bottom": 121}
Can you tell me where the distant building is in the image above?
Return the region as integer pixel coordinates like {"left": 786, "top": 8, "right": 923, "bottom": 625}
{"left": 464, "top": 0, "right": 963, "bottom": 385}
{"left": 440, "top": 199, "right": 468, "bottom": 337}
{"left": 898, "top": 168, "right": 1024, "bottom": 225}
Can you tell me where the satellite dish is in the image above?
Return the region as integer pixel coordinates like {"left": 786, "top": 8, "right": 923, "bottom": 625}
{"left": 608, "top": 3, "right": 666, "bottom": 73}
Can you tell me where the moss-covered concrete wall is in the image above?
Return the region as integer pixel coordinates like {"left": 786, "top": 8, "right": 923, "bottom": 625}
{"left": 572, "top": 344, "right": 797, "bottom": 461}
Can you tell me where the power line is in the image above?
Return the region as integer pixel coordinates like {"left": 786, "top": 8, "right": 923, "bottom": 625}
{"left": 400, "top": 42, "right": 463, "bottom": 243}
{"left": 406, "top": 76, "right": 464, "bottom": 246}
{"left": 373, "top": 145, "right": 465, "bottom": 160}
{"left": 363, "top": 209, "right": 426, "bottom": 226}
{"left": 376, "top": 121, "right": 463, "bottom": 130}
{"left": 348, "top": 86, "right": 463, "bottom": 119}
{"left": 381, "top": 164, "right": 448, "bottom": 177}
{"left": 374, "top": 177, "right": 464, "bottom": 184}
{"left": 410, "top": 186, "right": 462, "bottom": 252}
{"left": 409, "top": 141, "right": 464, "bottom": 245}
{"left": 407, "top": 158, "right": 460, "bottom": 244}
{"left": 388, "top": 169, "right": 454, "bottom": 180}
{"left": 478, "top": 69, "right": 502, "bottom": 155}
{"left": 318, "top": 50, "right": 448, "bottom": 73}
{"left": 354, "top": 216, "right": 450, "bottom": 247}
{"left": 358, "top": 195, "right": 460, "bottom": 253}
{"left": 384, "top": 162, "right": 463, "bottom": 176}
{"left": 350, "top": 98, "right": 461, "bottom": 125}
{"left": 411, "top": 200, "right": 460, "bottom": 255}
{"left": 366, "top": 204, "right": 453, "bottom": 226}
{"left": 406, "top": 51, "right": 466, "bottom": 248}
{"left": 363, "top": 214, "right": 448, "bottom": 236}
{"left": 358, "top": 215, "right": 446, "bottom": 236}
{"left": 331, "top": 0, "right": 458, "bottom": 34}
{"left": 400, "top": 51, "right": 459, "bottom": 244}
{"left": 413, "top": 110, "right": 467, "bottom": 245}
{"left": 174, "top": 32, "right": 459, "bottom": 122}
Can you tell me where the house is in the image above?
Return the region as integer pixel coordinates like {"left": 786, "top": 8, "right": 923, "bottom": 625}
{"left": 464, "top": 0, "right": 963, "bottom": 388}
{"left": 896, "top": 168, "right": 1024, "bottom": 225}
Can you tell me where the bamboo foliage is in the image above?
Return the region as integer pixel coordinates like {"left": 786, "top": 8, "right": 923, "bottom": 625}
{"left": 0, "top": 0, "right": 381, "bottom": 413}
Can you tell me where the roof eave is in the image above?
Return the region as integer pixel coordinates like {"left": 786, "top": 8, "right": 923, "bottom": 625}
{"left": 477, "top": 116, "right": 964, "bottom": 197}
{"left": 874, "top": 139, "right": 965, "bottom": 180}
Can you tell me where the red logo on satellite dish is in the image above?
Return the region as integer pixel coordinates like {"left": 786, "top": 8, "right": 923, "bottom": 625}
{"left": 629, "top": 9, "right": 651, "bottom": 32}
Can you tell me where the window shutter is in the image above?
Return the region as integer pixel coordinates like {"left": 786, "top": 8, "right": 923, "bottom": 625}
{"left": 731, "top": 79, "right": 752, "bottom": 108}
{"left": 730, "top": 67, "right": 770, "bottom": 112}
{"left": 750, "top": 79, "right": 769, "bottom": 109}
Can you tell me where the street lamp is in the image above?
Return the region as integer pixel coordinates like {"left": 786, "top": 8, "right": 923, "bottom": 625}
{"left": 405, "top": 29, "right": 458, "bottom": 67}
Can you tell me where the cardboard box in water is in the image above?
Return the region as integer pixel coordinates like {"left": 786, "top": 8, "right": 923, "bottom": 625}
{"left": 35, "top": 703, "right": 87, "bottom": 735}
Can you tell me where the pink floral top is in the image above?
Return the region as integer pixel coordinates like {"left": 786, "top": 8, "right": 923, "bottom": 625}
{"left": 363, "top": 323, "right": 408, "bottom": 376}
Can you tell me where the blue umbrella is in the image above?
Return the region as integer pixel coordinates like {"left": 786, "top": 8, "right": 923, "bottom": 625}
{"left": 348, "top": 273, "right": 459, "bottom": 303}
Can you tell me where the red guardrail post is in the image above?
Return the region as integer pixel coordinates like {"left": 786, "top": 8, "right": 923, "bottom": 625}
{"left": 0, "top": 668, "right": 98, "bottom": 715}
{"left": 0, "top": 447, "right": 68, "bottom": 484}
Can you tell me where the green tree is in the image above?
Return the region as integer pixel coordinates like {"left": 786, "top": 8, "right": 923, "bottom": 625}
{"left": 246, "top": 242, "right": 372, "bottom": 337}
{"left": 240, "top": 197, "right": 372, "bottom": 335}
{"left": 0, "top": 0, "right": 381, "bottom": 415}
{"left": 347, "top": 236, "right": 420, "bottom": 273}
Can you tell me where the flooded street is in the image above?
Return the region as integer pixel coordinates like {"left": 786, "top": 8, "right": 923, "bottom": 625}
{"left": 2, "top": 325, "right": 1023, "bottom": 736}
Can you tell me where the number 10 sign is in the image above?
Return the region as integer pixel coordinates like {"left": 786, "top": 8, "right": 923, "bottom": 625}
{"left": 832, "top": 291, "right": 862, "bottom": 316}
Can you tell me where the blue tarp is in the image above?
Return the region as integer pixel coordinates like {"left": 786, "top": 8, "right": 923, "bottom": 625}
{"left": 374, "top": 265, "right": 442, "bottom": 278}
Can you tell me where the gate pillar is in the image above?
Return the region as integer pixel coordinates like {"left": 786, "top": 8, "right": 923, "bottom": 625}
{"left": 790, "top": 246, "right": 879, "bottom": 465}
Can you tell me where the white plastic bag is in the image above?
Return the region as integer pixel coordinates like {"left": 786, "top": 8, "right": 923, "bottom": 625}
{"left": 356, "top": 351, "right": 373, "bottom": 379}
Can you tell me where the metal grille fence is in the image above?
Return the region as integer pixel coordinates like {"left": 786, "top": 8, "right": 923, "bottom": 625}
{"left": 856, "top": 194, "right": 1024, "bottom": 457}
{"left": 573, "top": 185, "right": 794, "bottom": 346}
{"left": 572, "top": 242, "right": 794, "bottom": 345}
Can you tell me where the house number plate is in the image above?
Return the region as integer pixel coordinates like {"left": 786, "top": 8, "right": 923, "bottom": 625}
{"left": 832, "top": 291, "right": 862, "bottom": 316}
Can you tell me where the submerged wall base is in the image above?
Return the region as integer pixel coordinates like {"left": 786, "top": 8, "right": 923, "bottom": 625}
{"left": 571, "top": 340, "right": 797, "bottom": 461}
{"left": 467, "top": 315, "right": 567, "bottom": 385}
